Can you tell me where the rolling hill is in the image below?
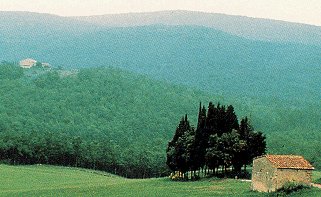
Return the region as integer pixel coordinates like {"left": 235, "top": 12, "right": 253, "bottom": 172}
{"left": 1, "top": 12, "right": 320, "bottom": 104}
{"left": 73, "top": 10, "right": 321, "bottom": 45}
{"left": 1, "top": 165, "right": 320, "bottom": 196}
{"left": 0, "top": 65, "right": 216, "bottom": 177}
{"left": 0, "top": 64, "right": 320, "bottom": 174}
{"left": 0, "top": 11, "right": 320, "bottom": 171}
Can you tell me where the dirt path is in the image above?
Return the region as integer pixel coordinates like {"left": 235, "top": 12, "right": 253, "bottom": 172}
{"left": 312, "top": 183, "right": 321, "bottom": 189}
{"left": 239, "top": 179, "right": 251, "bottom": 182}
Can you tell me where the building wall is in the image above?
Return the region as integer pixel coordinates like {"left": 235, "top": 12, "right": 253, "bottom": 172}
{"left": 20, "top": 65, "right": 33, "bottom": 68}
{"left": 251, "top": 157, "right": 277, "bottom": 192}
{"left": 275, "top": 169, "right": 312, "bottom": 190}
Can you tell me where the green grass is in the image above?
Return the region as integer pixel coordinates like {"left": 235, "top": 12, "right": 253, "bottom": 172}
{"left": 313, "top": 171, "right": 321, "bottom": 182}
{"left": 0, "top": 165, "right": 320, "bottom": 197}
{"left": 313, "top": 171, "right": 321, "bottom": 184}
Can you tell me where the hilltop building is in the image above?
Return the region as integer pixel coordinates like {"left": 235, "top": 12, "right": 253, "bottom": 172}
{"left": 19, "top": 58, "right": 51, "bottom": 68}
{"left": 19, "top": 58, "right": 37, "bottom": 68}
{"left": 251, "top": 155, "right": 314, "bottom": 192}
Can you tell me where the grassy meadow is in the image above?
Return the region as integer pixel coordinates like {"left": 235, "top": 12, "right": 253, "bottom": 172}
{"left": 0, "top": 165, "right": 320, "bottom": 197}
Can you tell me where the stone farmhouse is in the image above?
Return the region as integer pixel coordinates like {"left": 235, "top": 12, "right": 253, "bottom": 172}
{"left": 251, "top": 155, "right": 314, "bottom": 192}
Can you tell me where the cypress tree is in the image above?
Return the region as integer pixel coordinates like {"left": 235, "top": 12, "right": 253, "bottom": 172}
{"left": 237, "top": 117, "right": 266, "bottom": 172}
{"left": 226, "top": 105, "right": 239, "bottom": 132}
{"left": 172, "top": 116, "right": 191, "bottom": 143}
{"left": 166, "top": 115, "right": 194, "bottom": 174}
{"left": 239, "top": 117, "right": 252, "bottom": 140}
{"left": 193, "top": 104, "right": 208, "bottom": 173}
{"left": 206, "top": 102, "right": 216, "bottom": 132}
{"left": 205, "top": 134, "right": 221, "bottom": 172}
{"left": 197, "top": 102, "right": 206, "bottom": 130}
{"left": 217, "top": 104, "right": 226, "bottom": 136}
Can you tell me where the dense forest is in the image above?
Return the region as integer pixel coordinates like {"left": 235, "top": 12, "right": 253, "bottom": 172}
{"left": 0, "top": 62, "right": 320, "bottom": 179}
{"left": 0, "top": 62, "right": 214, "bottom": 178}
{"left": 167, "top": 104, "right": 266, "bottom": 180}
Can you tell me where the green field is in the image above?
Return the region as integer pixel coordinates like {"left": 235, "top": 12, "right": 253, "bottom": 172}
{"left": 0, "top": 165, "right": 320, "bottom": 197}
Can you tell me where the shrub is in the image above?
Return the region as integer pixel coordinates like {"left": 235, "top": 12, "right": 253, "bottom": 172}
{"left": 276, "top": 182, "right": 310, "bottom": 195}
{"left": 169, "top": 171, "right": 188, "bottom": 181}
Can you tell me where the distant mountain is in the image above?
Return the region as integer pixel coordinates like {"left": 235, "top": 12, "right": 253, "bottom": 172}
{"left": 0, "top": 11, "right": 101, "bottom": 34}
{"left": 0, "top": 11, "right": 320, "bottom": 126}
{"left": 0, "top": 11, "right": 101, "bottom": 64}
{"left": 4, "top": 10, "right": 320, "bottom": 46}
{"left": 73, "top": 10, "right": 321, "bottom": 45}
{"left": 0, "top": 14, "right": 319, "bottom": 104}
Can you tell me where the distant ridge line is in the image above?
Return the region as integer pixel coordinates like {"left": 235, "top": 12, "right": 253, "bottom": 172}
{"left": 70, "top": 10, "right": 321, "bottom": 28}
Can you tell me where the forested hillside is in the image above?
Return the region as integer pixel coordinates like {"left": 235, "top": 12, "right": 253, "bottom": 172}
{"left": 0, "top": 64, "right": 320, "bottom": 177}
{"left": 1, "top": 20, "right": 320, "bottom": 103}
{"left": 1, "top": 12, "right": 320, "bottom": 106}
{"left": 0, "top": 63, "right": 215, "bottom": 177}
{"left": 0, "top": 11, "right": 320, "bottom": 176}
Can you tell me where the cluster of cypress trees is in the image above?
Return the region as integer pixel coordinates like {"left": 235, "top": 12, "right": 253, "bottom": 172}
{"left": 166, "top": 102, "right": 266, "bottom": 179}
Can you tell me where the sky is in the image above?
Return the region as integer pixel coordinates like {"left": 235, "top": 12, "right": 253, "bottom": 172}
{"left": 1, "top": 0, "right": 321, "bottom": 26}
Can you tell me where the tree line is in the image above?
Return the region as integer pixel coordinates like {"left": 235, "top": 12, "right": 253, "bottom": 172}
{"left": 166, "top": 102, "right": 266, "bottom": 180}
{"left": 0, "top": 130, "right": 167, "bottom": 178}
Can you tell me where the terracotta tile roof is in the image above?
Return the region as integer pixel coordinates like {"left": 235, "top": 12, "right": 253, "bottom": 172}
{"left": 266, "top": 155, "right": 314, "bottom": 170}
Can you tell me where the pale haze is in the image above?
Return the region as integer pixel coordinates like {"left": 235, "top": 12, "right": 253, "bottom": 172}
{"left": 0, "top": 0, "right": 321, "bottom": 26}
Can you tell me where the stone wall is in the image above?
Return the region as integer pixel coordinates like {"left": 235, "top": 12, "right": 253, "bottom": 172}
{"left": 251, "top": 157, "right": 277, "bottom": 192}
{"left": 275, "top": 168, "right": 313, "bottom": 190}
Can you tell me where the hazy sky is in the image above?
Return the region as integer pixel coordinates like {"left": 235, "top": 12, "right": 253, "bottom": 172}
{"left": 1, "top": 0, "right": 321, "bottom": 26}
